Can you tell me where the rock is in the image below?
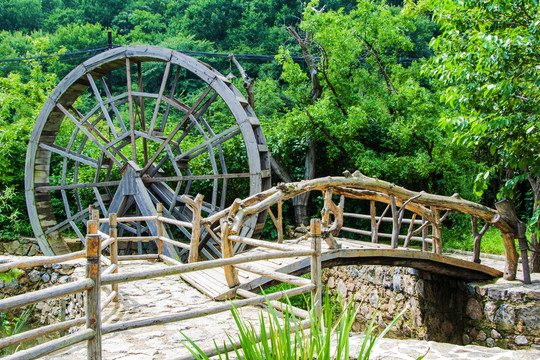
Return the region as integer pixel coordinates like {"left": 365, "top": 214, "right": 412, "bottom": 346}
{"left": 485, "top": 302, "right": 497, "bottom": 322}
{"left": 476, "top": 330, "right": 487, "bottom": 341}
{"left": 491, "top": 329, "right": 502, "bottom": 339}
{"left": 58, "top": 276, "right": 71, "bottom": 284}
{"left": 337, "top": 280, "right": 348, "bottom": 298}
{"left": 494, "top": 305, "right": 515, "bottom": 328}
{"left": 50, "top": 273, "right": 59, "bottom": 284}
{"left": 415, "top": 280, "right": 425, "bottom": 298}
{"left": 515, "top": 335, "right": 529, "bottom": 346}
{"left": 392, "top": 273, "right": 402, "bottom": 292}
{"left": 486, "top": 338, "right": 495, "bottom": 347}
{"left": 327, "top": 277, "right": 335, "bottom": 289}
{"left": 369, "top": 291, "right": 379, "bottom": 307}
{"left": 469, "top": 328, "right": 478, "bottom": 339}
{"left": 519, "top": 307, "right": 540, "bottom": 331}
{"left": 465, "top": 298, "right": 482, "bottom": 320}
{"left": 52, "top": 264, "right": 62, "bottom": 270}
{"left": 462, "top": 334, "right": 471, "bottom": 345}
{"left": 27, "top": 245, "right": 41, "bottom": 256}
{"left": 41, "top": 273, "right": 51, "bottom": 283}
{"left": 488, "top": 287, "right": 507, "bottom": 300}
{"left": 28, "top": 269, "right": 41, "bottom": 283}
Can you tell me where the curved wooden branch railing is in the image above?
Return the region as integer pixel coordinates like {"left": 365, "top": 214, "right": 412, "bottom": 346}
{"left": 202, "top": 172, "right": 523, "bottom": 281}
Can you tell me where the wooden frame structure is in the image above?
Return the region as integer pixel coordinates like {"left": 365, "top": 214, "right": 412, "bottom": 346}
{"left": 0, "top": 209, "right": 320, "bottom": 360}
{"left": 25, "top": 45, "right": 271, "bottom": 258}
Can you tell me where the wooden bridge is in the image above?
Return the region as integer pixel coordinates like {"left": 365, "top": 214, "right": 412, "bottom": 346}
{"left": 182, "top": 237, "right": 503, "bottom": 300}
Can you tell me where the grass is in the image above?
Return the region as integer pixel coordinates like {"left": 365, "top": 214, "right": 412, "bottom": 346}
{"left": 181, "top": 293, "right": 427, "bottom": 360}
{"left": 442, "top": 227, "right": 516, "bottom": 255}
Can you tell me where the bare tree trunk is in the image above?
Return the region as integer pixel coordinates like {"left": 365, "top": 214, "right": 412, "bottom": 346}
{"left": 528, "top": 174, "right": 540, "bottom": 272}
{"left": 292, "top": 140, "right": 316, "bottom": 226}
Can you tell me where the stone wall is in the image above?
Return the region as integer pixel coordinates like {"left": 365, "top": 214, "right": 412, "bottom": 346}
{"left": 1, "top": 239, "right": 85, "bottom": 327}
{"left": 323, "top": 265, "right": 540, "bottom": 350}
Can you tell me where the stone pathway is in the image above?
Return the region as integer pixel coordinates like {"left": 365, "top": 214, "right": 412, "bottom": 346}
{"left": 43, "top": 260, "right": 539, "bottom": 359}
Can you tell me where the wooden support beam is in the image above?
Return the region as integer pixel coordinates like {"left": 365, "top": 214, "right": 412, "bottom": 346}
{"left": 109, "top": 213, "right": 119, "bottom": 301}
{"left": 310, "top": 219, "right": 322, "bottom": 319}
{"left": 85, "top": 220, "right": 102, "bottom": 359}
{"left": 220, "top": 219, "right": 239, "bottom": 288}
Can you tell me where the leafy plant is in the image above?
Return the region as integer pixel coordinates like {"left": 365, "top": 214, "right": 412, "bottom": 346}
{"left": 0, "top": 304, "right": 35, "bottom": 355}
{"left": 181, "top": 292, "right": 426, "bottom": 359}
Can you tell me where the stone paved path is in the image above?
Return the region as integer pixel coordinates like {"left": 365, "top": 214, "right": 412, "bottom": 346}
{"left": 45, "top": 260, "right": 539, "bottom": 359}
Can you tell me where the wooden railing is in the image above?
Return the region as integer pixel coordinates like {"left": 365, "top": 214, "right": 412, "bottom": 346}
{"left": 0, "top": 206, "right": 322, "bottom": 359}
{"left": 206, "top": 173, "right": 529, "bottom": 282}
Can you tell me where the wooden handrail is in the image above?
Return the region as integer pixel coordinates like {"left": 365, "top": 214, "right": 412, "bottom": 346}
{"left": 0, "top": 279, "right": 94, "bottom": 313}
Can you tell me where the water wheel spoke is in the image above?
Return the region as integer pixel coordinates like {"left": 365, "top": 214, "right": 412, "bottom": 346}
{"left": 100, "top": 78, "right": 127, "bottom": 133}
{"left": 86, "top": 73, "right": 119, "bottom": 139}
{"left": 142, "top": 84, "right": 215, "bottom": 176}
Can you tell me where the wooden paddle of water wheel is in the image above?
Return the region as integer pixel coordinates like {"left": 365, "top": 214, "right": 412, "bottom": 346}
{"left": 25, "top": 45, "right": 271, "bottom": 259}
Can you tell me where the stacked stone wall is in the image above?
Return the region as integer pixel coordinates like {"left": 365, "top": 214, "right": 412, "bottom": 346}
{"left": 323, "top": 265, "right": 540, "bottom": 350}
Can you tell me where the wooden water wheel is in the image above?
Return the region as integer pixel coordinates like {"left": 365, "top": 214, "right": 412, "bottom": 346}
{"left": 25, "top": 46, "right": 271, "bottom": 258}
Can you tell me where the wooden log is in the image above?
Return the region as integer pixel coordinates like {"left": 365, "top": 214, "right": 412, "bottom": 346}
{"left": 98, "top": 215, "right": 157, "bottom": 223}
{"left": 431, "top": 207, "right": 442, "bottom": 254}
{"left": 236, "top": 288, "right": 309, "bottom": 319}
{"left": 102, "top": 284, "right": 314, "bottom": 334}
{"left": 228, "top": 235, "right": 313, "bottom": 253}
{"left": 109, "top": 213, "right": 119, "bottom": 301}
{"left": 2, "top": 329, "right": 94, "bottom": 360}
{"left": 340, "top": 227, "right": 432, "bottom": 243}
{"left": 391, "top": 195, "right": 399, "bottom": 249}
{"left": 471, "top": 216, "right": 489, "bottom": 264}
{"left": 101, "top": 263, "right": 117, "bottom": 276}
{"left": 117, "top": 254, "right": 160, "bottom": 261}
{"left": 310, "top": 219, "right": 322, "bottom": 318}
{"left": 156, "top": 203, "right": 164, "bottom": 256}
{"left": 220, "top": 219, "right": 239, "bottom": 288}
{"left": 404, "top": 213, "right": 417, "bottom": 248}
{"left": 0, "top": 250, "right": 86, "bottom": 273}
{"left": 157, "top": 216, "right": 192, "bottom": 228}
{"left": 0, "top": 279, "right": 94, "bottom": 313}
{"left": 158, "top": 236, "right": 190, "bottom": 250}
{"left": 517, "top": 222, "right": 531, "bottom": 284}
{"left": 101, "top": 248, "right": 314, "bottom": 286}
{"left": 101, "top": 290, "right": 117, "bottom": 311}
{"left": 0, "top": 317, "right": 85, "bottom": 350}
{"left": 344, "top": 212, "right": 423, "bottom": 225}
{"left": 86, "top": 220, "right": 102, "bottom": 359}
{"left": 234, "top": 263, "right": 311, "bottom": 286}
{"left": 422, "top": 218, "right": 429, "bottom": 252}
{"left": 277, "top": 200, "right": 283, "bottom": 243}
{"left": 116, "top": 236, "right": 159, "bottom": 242}
{"left": 188, "top": 194, "right": 204, "bottom": 263}
{"left": 370, "top": 200, "right": 377, "bottom": 243}
{"left": 159, "top": 254, "right": 182, "bottom": 266}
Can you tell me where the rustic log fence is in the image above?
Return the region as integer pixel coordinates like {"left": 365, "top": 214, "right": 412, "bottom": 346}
{"left": 0, "top": 204, "right": 322, "bottom": 359}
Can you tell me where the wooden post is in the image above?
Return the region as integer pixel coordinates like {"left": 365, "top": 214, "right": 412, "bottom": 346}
{"left": 220, "top": 219, "right": 239, "bottom": 288}
{"left": 421, "top": 217, "right": 428, "bottom": 252}
{"left": 310, "top": 219, "right": 322, "bottom": 319}
{"left": 188, "top": 195, "right": 204, "bottom": 263}
{"left": 431, "top": 207, "right": 442, "bottom": 254}
{"left": 370, "top": 200, "right": 377, "bottom": 243}
{"left": 109, "top": 213, "right": 119, "bottom": 302}
{"left": 156, "top": 203, "right": 163, "bottom": 257}
{"left": 403, "top": 213, "right": 417, "bottom": 248}
{"left": 391, "top": 195, "right": 399, "bottom": 248}
{"left": 86, "top": 220, "right": 102, "bottom": 359}
{"left": 517, "top": 222, "right": 531, "bottom": 284}
{"left": 277, "top": 200, "right": 283, "bottom": 243}
{"left": 501, "top": 232, "right": 519, "bottom": 280}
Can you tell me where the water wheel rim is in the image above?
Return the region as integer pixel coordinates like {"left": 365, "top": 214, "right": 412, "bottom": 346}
{"left": 25, "top": 45, "right": 271, "bottom": 256}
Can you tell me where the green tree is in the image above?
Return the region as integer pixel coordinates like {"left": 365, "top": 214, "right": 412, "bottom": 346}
{"left": 407, "top": 0, "right": 540, "bottom": 269}
{"left": 272, "top": 0, "right": 474, "bottom": 224}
